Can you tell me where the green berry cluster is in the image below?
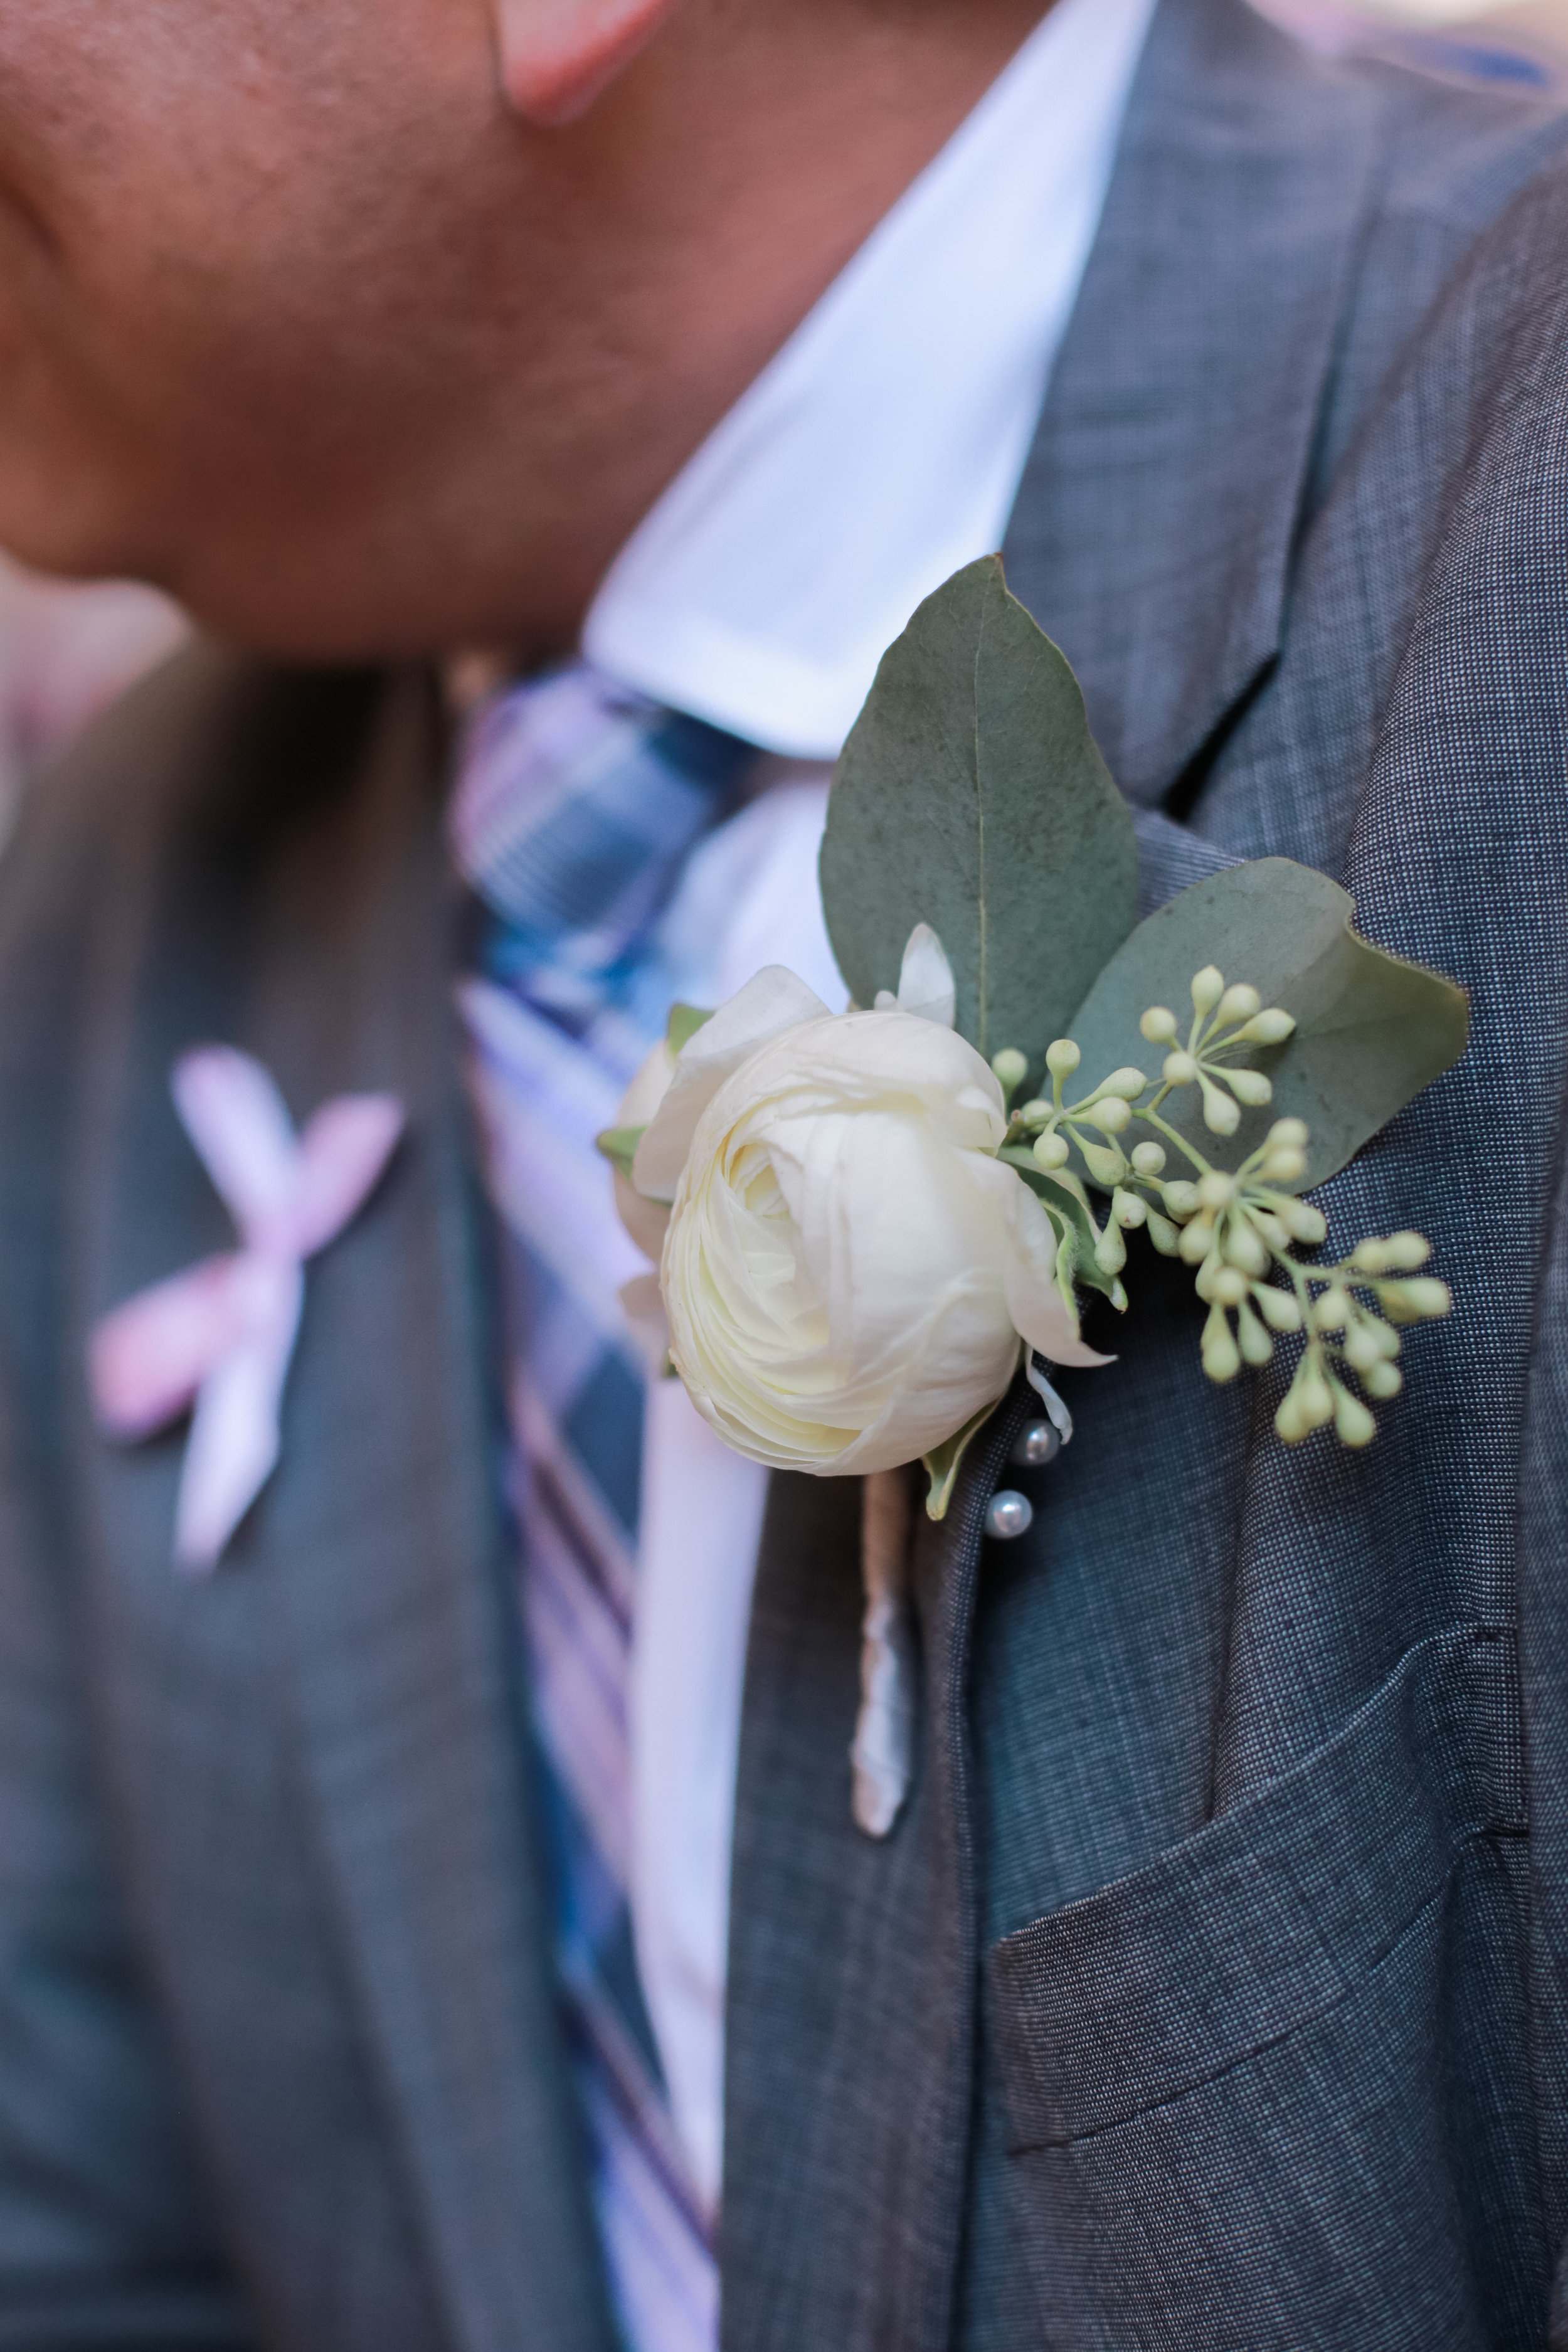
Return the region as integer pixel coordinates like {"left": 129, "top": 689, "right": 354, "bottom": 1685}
{"left": 992, "top": 964, "right": 1450, "bottom": 1449}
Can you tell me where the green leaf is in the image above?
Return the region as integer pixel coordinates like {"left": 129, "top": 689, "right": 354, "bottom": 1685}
{"left": 999, "top": 1151, "right": 1120, "bottom": 1304}
{"left": 1007, "top": 1160, "right": 1080, "bottom": 1320}
{"left": 1066, "top": 858, "right": 1469, "bottom": 1187}
{"left": 922, "top": 1392, "right": 1007, "bottom": 1522}
{"left": 595, "top": 1125, "right": 645, "bottom": 1180}
{"left": 821, "top": 556, "right": 1137, "bottom": 1074}
{"left": 667, "top": 1003, "right": 713, "bottom": 1056}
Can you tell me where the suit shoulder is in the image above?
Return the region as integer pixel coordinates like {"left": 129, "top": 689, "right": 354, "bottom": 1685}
{"left": 1348, "top": 37, "right": 1568, "bottom": 236}
{"left": 0, "top": 644, "right": 436, "bottom": 1192}
{"left": 1, "top": 644, "right": 411, "bottom": 923}
{"left": 0, "top": 640, "right": 236, "bottom": 963}
{"left": 1271, "top": 29, "right": 1568, "bottom": 487}
{"left": 0, "top": 644, "right": 439, "bottom": 1444}
{"left": 0, "top": 644, "right": 432, "bottom": 1011}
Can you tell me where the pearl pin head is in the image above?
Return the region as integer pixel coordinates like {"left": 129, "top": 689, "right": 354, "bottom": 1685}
{"left": 1012, "top": 1417, "right": 1061, "bottom": 1469}
{"left": 984, "top": 1489, "right": 1034, "bottom": 1541}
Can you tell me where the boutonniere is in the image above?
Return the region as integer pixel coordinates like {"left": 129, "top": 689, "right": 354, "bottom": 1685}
{"left": 89, "top": 1047, "right": 403, "bottom": 1571}
{"left": 602, "top": 558, "right": 1466, "bottom": 1830}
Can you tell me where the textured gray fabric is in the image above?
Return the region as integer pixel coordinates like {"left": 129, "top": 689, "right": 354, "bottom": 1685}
{"left": 3, "top": 0, "right": 1568, "bottom": 2345}
{"left": 0, "top": 663, "right": 617, "bottom": 2349}
{"left": 723, "top": 4, "right": 1568, "bottom": 2348}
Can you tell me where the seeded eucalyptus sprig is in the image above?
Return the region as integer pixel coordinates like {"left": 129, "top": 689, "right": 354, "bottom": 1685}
{"left": 993, "top": 961, "right": 1451, "bottom": 1449}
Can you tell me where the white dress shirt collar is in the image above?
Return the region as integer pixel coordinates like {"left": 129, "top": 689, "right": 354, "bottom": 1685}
{"left": 583, "top": 0, "right": 1156, "bottom": 762}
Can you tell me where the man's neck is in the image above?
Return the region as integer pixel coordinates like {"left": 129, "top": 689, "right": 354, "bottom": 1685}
{"left": 524, "top": 2, "right": 1061, "bottom": 615}
{"left": 299, "top": 1, "right": 1061, "bottom": 665}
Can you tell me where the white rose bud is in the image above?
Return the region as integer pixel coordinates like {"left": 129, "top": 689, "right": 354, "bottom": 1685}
{"left": 1383, "top": 1231, "right": 1433, "bottom": 1271}
{"left": 1277, "top": 1197, "right": 1327, "bottom": 1246}
{"left": 1253, "top": 1284, "right": 1303, "bottom": 1333}
{"left": 1334, "top": 1388, "right": 1377, "bottom": 1448}
{"left": 1237, "top": 1301, "right": 1274, "bottom": 1367}
{"left": 1197, "top": 1073, "right": 1241, "bottom": 1135}
{"left": 1234, "top": 1007, "right": 1296, "bottom": 1046}
{"left": 642, "top": 986, "right": 1108, "bottom": 1476}
{"left": 1226, "top": 1067, "right": 1274, "bottom": 1108}
{"left": 1200, "top": 1304, "right": 1241, "bottom": 1383}
{"left": 1261, "top": 1145, "right": 1307, "bottom": 1185}
{"left": 1377, "top": 1276, "right": 1451, "bottom": 1322}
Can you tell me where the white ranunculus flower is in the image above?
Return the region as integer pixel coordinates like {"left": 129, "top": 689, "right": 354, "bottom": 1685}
{"left": 625, "top": 948, "right": 1106, "bottom": 1476}
{"left": 612, "top": 1033, "right": 679, "bottom": 1264}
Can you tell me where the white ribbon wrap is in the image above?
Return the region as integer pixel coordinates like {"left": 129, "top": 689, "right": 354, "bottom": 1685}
{"left": 849, "top": 1356, "right": 1073, "bottom": 1838}
{"left": 850, "top": 1466, "right": 918, "bottom": 1838}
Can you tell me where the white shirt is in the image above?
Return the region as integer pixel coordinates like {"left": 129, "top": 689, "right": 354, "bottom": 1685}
{"left": 581, "top": 0, "right": 1155, "bottom": 2212}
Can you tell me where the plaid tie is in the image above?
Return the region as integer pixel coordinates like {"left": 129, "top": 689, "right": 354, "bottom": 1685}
{"left": 450, "top": 663, "right": 755, "bottom": 2352}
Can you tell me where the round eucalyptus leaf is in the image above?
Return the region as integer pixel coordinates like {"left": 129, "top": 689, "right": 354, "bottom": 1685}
{"left": 1067, "top": 859, "right": 1469, "bottom": 1188}
{"left": 822, "top": 556, "right": 1137, "bottom": 1074}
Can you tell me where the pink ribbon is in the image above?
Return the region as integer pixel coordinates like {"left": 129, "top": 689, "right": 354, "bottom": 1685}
{"left": 89, "top": 1047, "right": 404, "bottom": 1572}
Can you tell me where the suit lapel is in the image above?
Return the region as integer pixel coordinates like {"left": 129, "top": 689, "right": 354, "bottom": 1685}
{"left": 723, "top": 1392, "right": 1032, "bottom": 2351}
{"left": 726, "top": 0, "right": 1380, "bottom": 2338}
{"left": 1003, "top": 0, "right": 1379, "bottom": 808}
{"left": 80, "top": 654, "right": 613, "bottom": 2352}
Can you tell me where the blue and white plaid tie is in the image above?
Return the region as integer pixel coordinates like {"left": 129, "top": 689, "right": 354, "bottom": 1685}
{"left": 450, "top": 662, "right": 755, "bottom": 2352}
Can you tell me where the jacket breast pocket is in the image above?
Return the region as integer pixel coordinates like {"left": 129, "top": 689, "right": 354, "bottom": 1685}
{"left": 987, "top": 1629, "right": 1527, "bottom": 2352}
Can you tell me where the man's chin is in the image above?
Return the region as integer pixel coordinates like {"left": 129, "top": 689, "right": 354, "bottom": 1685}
{"left": 0, "top": 470, "right": 579, "bottom": 668}
{"left": 0, "top": 503, "right": 168, "bottom": 610}
{"left": 70, "top": 563, "right": 490, "bottom": 672}
{"left": 166, "top": 568, "right": 581, "bottom": 674}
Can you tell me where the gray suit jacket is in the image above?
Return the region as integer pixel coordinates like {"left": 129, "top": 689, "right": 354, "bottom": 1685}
{"left": 4, "top": 1, "right": 1568, "bottom": 2345}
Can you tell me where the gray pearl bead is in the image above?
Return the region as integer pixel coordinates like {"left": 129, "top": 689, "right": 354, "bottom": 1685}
{"left": 1012, "top": 1417, "right": 1061, "bottom": 1469}
{"left": 984, "top": 1489, "right": 1034, "bottom": 1542}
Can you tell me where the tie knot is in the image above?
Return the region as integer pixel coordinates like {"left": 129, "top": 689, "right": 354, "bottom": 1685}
{"left": 450, "top": 662, "right": 755, "bottom": 1036}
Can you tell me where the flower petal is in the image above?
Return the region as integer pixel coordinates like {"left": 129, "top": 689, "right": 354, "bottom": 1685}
{"left": 172, "top": 1047, "right": 299, "bottom": 1239}
{"left": 896, "top": 923, "right": 956, "bottom": 1029}
{"left": 614, "top": 1172, "right": 673, "bottom": 1265}
{"left": 633, "top": 965, "right": 830, "bottom": 1201}
{"left": 617, "top": 1036, "right": 677, "bottom": 1131}
{"left": 654, "top": 994, "right": 1109, "bottom": 1480}
{"left": 997, "top": 1169, "right": 1114, "bottom": 1370}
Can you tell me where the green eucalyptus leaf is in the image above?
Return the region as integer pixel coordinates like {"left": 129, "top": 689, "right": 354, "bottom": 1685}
{"left": 667, "top": 1002, "right": 714, "bottom": 1056}
{"left": 1066, "top": 858, "right": 1469, "bottom": 1187}
{"left": 822, "top": 556, "right": 1137, "bottom": 1073}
